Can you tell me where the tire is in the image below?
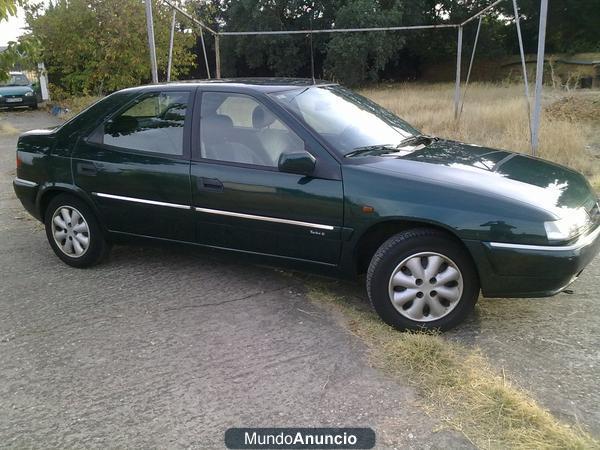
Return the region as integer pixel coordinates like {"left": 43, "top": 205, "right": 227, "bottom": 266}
{"left": 44, "top": 194, "right": 109, "bottom": 268}
{"left": 30, "top": 103, "right": 38, "bottom": 110}
{"left": 366, "top": 228, "right": 479, "bottom": 331}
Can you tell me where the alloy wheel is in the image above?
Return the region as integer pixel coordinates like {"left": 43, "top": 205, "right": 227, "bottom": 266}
{"left": 388, "top": 251, "right": 464, "bottom": 322}
{"left": 51, "top": 206, "right": 90, "bottom": 258}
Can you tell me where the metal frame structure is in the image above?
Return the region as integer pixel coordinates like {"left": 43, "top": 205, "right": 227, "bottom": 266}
{"left": 144, "top": 0, "right": 549, "bottom": 154}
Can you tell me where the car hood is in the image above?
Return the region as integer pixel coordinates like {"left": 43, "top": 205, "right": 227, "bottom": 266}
{"left": 0, "top": 85, "right": 33, "bottom": 95}
{"left": 362, "top": 139, "right": 597, "bottom": 219}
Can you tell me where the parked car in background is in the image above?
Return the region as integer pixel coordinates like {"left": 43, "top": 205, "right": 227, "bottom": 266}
{"left": 0, "top": 72, "right": 38, "bottom": 110}
{"left": 12, "top": 79, "right": 600, "bottom": 331}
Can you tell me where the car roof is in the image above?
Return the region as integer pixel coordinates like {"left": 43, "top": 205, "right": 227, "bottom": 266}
{"left": 124, "top": 77, "right": 337, "bottom": 94}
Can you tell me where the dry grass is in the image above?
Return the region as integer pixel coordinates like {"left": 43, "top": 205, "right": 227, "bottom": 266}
{"left": 0, "top": 121, "right": 20, "bottom": 135}
{"left": 360, "top": 83, "right": 600, "bottom": 188}
{"left": 307, "top": 282, "right": 599, "bottom": 449}
{"left": 49, "top": 95, "right": 102, "bottom": 119}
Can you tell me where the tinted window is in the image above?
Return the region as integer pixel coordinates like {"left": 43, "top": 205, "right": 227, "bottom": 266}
{"left": 103, "top": 91, "right": 189, "bottom": 155}
{"left": 200, "top": 92, "right": 303, "bottom": 167}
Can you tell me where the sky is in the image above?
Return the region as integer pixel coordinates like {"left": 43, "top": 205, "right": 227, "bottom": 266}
{"left": 0, "top": 8, "right": 27, "bottom": 47}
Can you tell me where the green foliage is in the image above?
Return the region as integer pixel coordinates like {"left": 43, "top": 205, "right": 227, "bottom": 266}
{"left": 12, "top": 0, "right": 600, "bottom": 90}
{"left": 324, "top": 0, "right": 406, "bottom": 85}
{"left": 0, "top": 0, "right": 19, "bottom": 22}
{"left": 25, "top": 0, "right": 196, "bottom": 95}
{"left": 0, "top": 35, "right": 41, "bottom": 81}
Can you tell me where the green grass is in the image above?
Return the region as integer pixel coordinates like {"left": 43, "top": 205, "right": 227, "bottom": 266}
{"left": 307, "top": 281, "right": 599, "bottom": 449}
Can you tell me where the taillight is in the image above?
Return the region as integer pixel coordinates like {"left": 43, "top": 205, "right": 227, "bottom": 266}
{"left": 16, "top": 154, "right": 22, "bottom": 169}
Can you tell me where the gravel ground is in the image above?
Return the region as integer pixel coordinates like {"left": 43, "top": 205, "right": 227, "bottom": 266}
{"left": 0, "top": 110, "right": 468, "bottom": 449}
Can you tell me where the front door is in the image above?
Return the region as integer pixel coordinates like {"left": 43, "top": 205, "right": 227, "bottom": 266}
{"left": 190, "top": 90, "right": 344, "bottom": 265}
{"left": 73, "top": 89, "right": 194, "bottom": 241}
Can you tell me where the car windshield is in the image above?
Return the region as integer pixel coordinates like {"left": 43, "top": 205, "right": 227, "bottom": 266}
{"left": 269, "top": 85, "right": 420, "bottom": 156}
{"left": 0, "top": 74, "right": 30, "bottom": 86}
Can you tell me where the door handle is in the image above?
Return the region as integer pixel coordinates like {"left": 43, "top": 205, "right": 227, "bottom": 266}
{"left": 77, "top": 162, "right": 98, "bottom": 176}
{"left": 198, "top": 177, "right": 223, "bottom": 192}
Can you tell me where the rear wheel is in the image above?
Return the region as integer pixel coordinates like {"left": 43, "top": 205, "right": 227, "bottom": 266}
{"left": 366, "top": 228, "right": 479, "bottom": 331}
{"left": 44, "top": 194, "right": 109, "bottom": 268}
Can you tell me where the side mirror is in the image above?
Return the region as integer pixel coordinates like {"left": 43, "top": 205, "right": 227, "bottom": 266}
{"left": 278, "top": 151, "right": 316, "bottom": 176}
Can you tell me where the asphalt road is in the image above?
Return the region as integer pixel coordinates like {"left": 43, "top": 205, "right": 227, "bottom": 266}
{"left": 0, "top": 110, "right": 468, "bottom": 449}
{"left": 1, "top": 109, "right": 598, "bottom": 448}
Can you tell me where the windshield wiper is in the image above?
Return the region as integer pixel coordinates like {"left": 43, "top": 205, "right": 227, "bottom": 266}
{"left": 396, "top": 134, "right": 438, "bottom": 147}
{"left": 345, "top": 144, "right": 399, "bottom": 158}
{"left": 345, "top": 135, "right": 438, "bottom": 158}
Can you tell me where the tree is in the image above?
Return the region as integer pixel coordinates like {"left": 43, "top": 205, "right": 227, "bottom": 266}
{"left": 25, "top": 0, "right": 196, "bottom": 95}
{"left": 0, "top": 0, "right": 38, "bottom": 81}
{"left": 324, "top": 0, "right": 407, "bottom": 85}
{"left": 0, "top": 0, "right": 19, "bottom": 21}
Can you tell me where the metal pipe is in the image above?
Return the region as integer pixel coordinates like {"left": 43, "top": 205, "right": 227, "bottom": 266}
{"left": 166, "top": 9, "right": 176, "bottom": 82}
{"left": 512, "top": 0, "right": 532, "bottom": 148}
{"left": 454, "top": 26, "right": 463, "bottom": 120}
{"left": 161, "top": 0, "right": 217, "bottom": 35}
{"left": 199, "top": 27, "right": 211, "bottom": 79}
{"left": 531, "top": 0, "right": 548, "bottom": 155}
{"left": 458, "top": 16, "right": 482, "bottom": 121}
{"left": 215, "top": 34, "right": 221, "bottom": 79}
{"left": 220, "top": 23, "right": 457, "bottom": 36}
{"left": 461, "top": 0, "right": 505, "bottom": 26}
{"left": 145, "top": 0, "right": 159, "bottom": 83}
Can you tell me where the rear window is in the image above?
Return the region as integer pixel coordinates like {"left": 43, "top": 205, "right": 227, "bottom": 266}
{"left": 102, "top": 92, "right": 189, "bottom": 156}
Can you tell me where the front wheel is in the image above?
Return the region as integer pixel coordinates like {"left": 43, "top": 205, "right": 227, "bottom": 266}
{"left": 44, "top": 194, "right": 109, "bottom": 268}
{"left": 366, "top": 228, "right": 479, "bottom": 331}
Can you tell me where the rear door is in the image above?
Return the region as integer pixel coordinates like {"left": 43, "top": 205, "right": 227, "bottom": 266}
{"left": 190, "top": 89, "right": 344, "bottom": 265}
{"left": 73, "top": 88, "right": 194, "bottom": 241}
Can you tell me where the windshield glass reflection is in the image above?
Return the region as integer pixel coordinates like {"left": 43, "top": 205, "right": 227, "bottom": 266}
{"left": 270, "top": 86, "right": 419, "bottom": 155}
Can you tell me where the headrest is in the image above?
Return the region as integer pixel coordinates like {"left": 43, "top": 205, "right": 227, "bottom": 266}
{"left": 204, "top": 114, "right": 233, "bottom": 130}
{"left": 252, "top": 105, "right": 276, "bottom": 129}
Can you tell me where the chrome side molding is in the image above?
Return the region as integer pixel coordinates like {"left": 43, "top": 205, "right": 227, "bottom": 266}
{"left": 92, "top": 192, "right": 335, "bottom": 230}
{"left": 488, "top": 225, "right": 600, "bottom": 252}
{"left": 92, "top": 192, "right": 190, "bottom": 210}
{"left": 194, "top": 207, "right": 335, "bottom": 230}
{"left": 14, "top": 177, "right": 38, "bottom": 188}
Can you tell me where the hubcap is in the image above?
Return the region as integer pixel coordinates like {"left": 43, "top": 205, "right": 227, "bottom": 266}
{"left": 51, "top": 206, "right": 90, "bottom": 258}
{"left": 388, "top": 252, "right": 463, "bottom": 322}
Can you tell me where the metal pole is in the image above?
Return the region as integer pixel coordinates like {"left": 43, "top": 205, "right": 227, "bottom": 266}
{"left": 145, "top": 0, "right": 159, "bottom": 83}
{"left": 454, "top": 26, "right": 463, "bottom": 120}
{"left": 199, "top": 27, "right": 211, "bottom": 79}
{"left": 460, "top": 0, "right": 505, "bottom": 26}
{"left": 161, "top": 0, "right": 217, "bottom": 35}
{"left": 458, "top": 16, "right": 482, "bottom": 121}
{"left": 512, "top": 0, "right": 532, "bottom": 145}
{"left": 220, "top": 23, "right": 457, "bottom": 36}
{"left": 167, "top": 9, "right": 176, "bottom": 82}
{"left": 531, "top": 0, "right": 548, "bottom": 156}
{"left": 215, "top": 34, "right": 221, "bottom": 79}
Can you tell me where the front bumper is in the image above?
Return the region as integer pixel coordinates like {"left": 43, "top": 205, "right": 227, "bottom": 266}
{"left": 0, "top": 95, "right": 37, "bottom": 108}
{"left": 465, "top": 225, "right": 600, "bottom": 297}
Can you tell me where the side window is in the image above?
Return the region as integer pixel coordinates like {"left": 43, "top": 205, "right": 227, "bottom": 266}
{"left": 102, "top": 91, "right": 189, "bottom": 156}
{"left": 201, "top": 92, "right": 303, "bottom": 167}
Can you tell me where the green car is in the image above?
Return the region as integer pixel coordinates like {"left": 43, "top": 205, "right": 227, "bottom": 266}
{"left": 13, "top": 79, "right": 600, "bottom": 330}
{"left": 0, "top": 72, "right": 38, "bottom": 109}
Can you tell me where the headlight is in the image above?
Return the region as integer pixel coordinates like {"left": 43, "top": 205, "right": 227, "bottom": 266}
{"left": 544, "top": 209, "right": 589, "bottom": 242}
{"left": 24, "top": 91, "right": 34, "bottom": 97}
